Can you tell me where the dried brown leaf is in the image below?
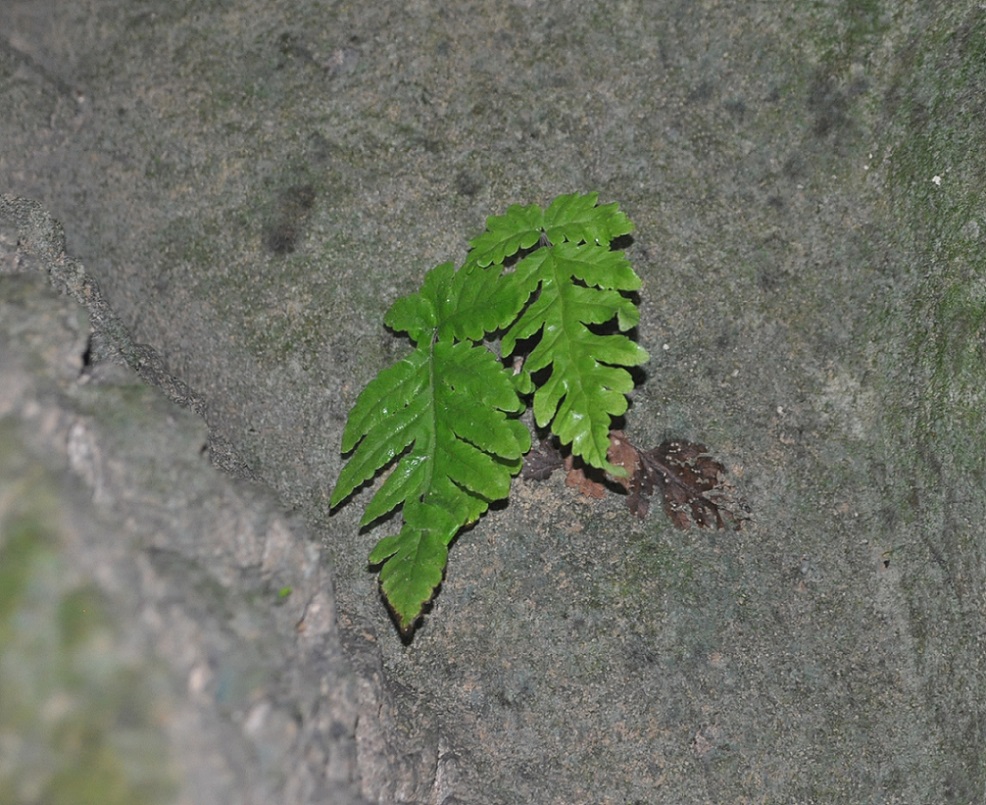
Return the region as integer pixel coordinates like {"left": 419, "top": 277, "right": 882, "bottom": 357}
{"left": 636, "top": 439, "right": 738, "bottom": 529}
{"left": 564, "top": 465, "right": 608, "bottom": 498}
{"left": 522, "top": 431, "right": 747, "bottom": 530}
{"left": 521, "top": 439, "right": 565, "bottom": 481}
{"left": 606, "top": 430, "right": 639, "bottom": 488}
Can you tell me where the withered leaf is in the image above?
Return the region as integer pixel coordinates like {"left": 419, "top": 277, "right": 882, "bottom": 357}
{"left": 564, "top": 465, "right": 608, "bottom": 498}
{"left": 523, "top": 431, "right": 745, "bottom": 530}
{"left": 521, "top": 438, "right": 566, "bottom": 481}
{"left": 633, "top": 439, "right": 735, "bottom": 529}
{"left": 606, "top": 430, "right": 640, "bottom": 482}
{"left": 523, "top": 438, "right": 610, "bottom": 497}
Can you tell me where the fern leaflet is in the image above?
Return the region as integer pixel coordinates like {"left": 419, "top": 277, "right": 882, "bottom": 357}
{"left": 331, "top": 192, "right": 648, "bottom": 634}
{"left": 501, "top": 241, "right": 649, "bottom": 474}
{"left": 330, "top": 262, "right": 530, "bottom": 631}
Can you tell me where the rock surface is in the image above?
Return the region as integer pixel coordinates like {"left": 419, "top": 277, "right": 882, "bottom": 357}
{"left": 2, "top": 1, "right": 985, "bottom": 802}
{"left": 0, "top": 201, "right": 432, "bottom": 804}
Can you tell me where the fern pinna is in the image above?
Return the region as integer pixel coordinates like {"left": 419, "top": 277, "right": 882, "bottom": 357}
{"left": 331, "top": 193, "right": 648, "bottom": 634}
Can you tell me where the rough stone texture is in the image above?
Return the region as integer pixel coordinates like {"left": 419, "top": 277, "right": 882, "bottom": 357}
{"left": 0, "top": 208, "right": 433, "bottom": 803}
{"left": 1, "top": 1, "right": 984, "bottom": 802}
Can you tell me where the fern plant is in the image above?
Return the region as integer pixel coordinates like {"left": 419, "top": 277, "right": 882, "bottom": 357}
{"left": 330, "top": 192, "right": 649, "bottom": 633}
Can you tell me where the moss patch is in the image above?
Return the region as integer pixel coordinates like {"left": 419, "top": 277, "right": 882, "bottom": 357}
{"left": 873, "top": 7, "right": 986, "bottom": 801}
{"left": 880, "top": 7, "right": 986, "bottom": 475}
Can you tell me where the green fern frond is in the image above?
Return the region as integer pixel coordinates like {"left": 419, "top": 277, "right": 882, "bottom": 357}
{"left": 501, "top": 240, "right": 649, "bottom": 474}
{"left": 542, "top": 192, "right": 634, "bottom": 246}
{"left": 330, "top": 260, "right": 531, "bottom": 630}
{"left": 368, "top": 502, "right": 455, "bottom": 634}
{"left": 465, "top": 202, "right": 544, "bottom": 267}
{"left": 331, "top": 192, "right": 648, "bottom": 633}
{"left": 331, "top": 337, "right": 529, "bottom": 523}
